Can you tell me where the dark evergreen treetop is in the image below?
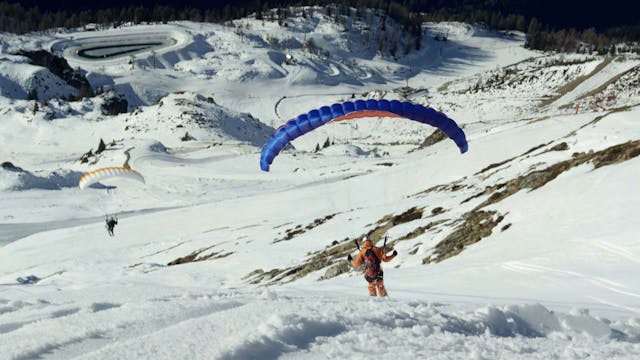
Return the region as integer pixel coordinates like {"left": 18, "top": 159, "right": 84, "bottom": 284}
{"left": 12, "top": 0, "right": 636, "bottom": 31}
{"left": 2, "top": 0, "right": 638, "bottom": 53}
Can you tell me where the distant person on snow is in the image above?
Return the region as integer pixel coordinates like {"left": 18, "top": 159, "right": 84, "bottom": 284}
{"left": 348, "top": 236, "right": 397, "bottom": 297}
{"left": 105, "top": 216, "right": 118, "bottom": 236}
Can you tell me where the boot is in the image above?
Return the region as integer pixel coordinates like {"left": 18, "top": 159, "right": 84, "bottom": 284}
{"left": 368, "top": 282, "right": 377, "bottom": 296}
{"left": 376, "top": 280, "right": 388, "bottom": 297}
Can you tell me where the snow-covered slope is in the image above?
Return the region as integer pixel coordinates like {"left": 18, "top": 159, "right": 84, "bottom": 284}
{"left": 1, "top": 7, "right": 639, "bottom": 359}
{"left": 0, "top": 56, "right": 78, "bottom": 100}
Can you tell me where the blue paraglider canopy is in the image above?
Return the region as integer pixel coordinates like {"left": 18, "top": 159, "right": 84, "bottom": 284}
{"left": 260, "top": 99, "right": 468, "bottom": 171}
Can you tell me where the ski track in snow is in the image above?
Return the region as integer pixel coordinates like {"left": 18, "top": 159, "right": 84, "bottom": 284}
{"left": 502, "top": 261, "right": 640, "bottom": 313}
{"left": 592, "top": 240, "right": 640, "bottom": 264}
{"left": 3, "top": 296, "right": 245, "bottom": 359}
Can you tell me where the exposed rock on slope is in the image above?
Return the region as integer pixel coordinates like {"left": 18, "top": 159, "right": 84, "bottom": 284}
{"left": 423, "top": 210, "right": 504, "bottom": 264}
{"left": 472, "top": 140, "right": 640, "bottom": 211}
{"left": 18, "top": 50, "right": 92, "bottom": 97}
{"left": 101, "top": 92, "right": 128, "bottom": 115}
{"left": 239, "top": 138, "right": 640, "bottom": 285}
{"left": 243, "top": 207, "right": 424, "bottom": 285}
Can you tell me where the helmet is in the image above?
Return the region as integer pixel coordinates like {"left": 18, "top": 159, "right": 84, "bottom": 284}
{"left": 364, "top": 235, "right": 370, "bottom": 241}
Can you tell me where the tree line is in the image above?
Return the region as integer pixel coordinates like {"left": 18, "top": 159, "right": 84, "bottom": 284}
{"left": 421, "top": 6, "right": 639, "bottom": 54}
{"left": 1, "top": 0, "right": 638, "bottom": 54}
{"left": 0, "top": 1, "right": 423, "bottom": 33}
{"left": 526, "top": 19, "right": 640, "bottom": 54}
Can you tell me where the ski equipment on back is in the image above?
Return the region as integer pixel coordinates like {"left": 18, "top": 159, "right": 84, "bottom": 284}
{"left": 363, "top": 248, "right": 381, "bottom": 281}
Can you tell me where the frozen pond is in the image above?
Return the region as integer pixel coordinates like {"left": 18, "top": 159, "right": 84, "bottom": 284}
{"left": 76, "top": 41, "right": 172, "bottom": 59}
{"left": 52, "top": 31, "right": 180, "bottom": 61}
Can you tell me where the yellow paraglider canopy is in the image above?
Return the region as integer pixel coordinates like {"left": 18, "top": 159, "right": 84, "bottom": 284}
{"left": 78, "top": 166, "right": 145, "bottom": 190}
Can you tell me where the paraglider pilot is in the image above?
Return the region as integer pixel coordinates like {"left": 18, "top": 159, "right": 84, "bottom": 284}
{"left": 105, "top": 216, "right": 118, "bottom": 236}
{"left": 348, "top": 236, "right": 397, "bottom": 297}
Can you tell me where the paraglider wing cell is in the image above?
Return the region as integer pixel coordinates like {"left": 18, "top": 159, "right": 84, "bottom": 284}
{"left": 78, "top": 167, "right": 145, "bottom": 189}
{"left": 259, "top": 100, "right": 468, "bottom": 171}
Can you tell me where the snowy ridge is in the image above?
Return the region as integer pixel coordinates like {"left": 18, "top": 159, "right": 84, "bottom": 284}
{"left": 0, "top": 8, "right": 639, "bottom": 358}
{"left": 0, "top": 165, "right": 83, "bottom": 191}
{"left": 121, "top": 91, "right": 275, "bottom": 146}
{"left": 0, "top": 60, "right": 78, "bottom": 101}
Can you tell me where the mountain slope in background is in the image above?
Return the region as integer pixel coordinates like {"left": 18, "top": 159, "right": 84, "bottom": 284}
{"left": 0, "top": 9, "right": 639, "bottom": 358}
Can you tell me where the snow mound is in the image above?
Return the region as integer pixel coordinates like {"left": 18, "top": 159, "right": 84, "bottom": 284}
{"left": 0, "top": 166, "right": 83, "bottom": 191}
{"left": 474, "top": 304, "right": 625, "bottom": 339}
{"left": 146, "top": 140, "right": 168, "bottom": 153}
{"left": 125, "top": 92, "right": 275, "bottom": 147}
{"left": 70, "top": 294, "right": 637, "bottom": 360}
{"left": 318, "top": 144, "right": 381, "bottom": 158}
{"left": 0, "top": 61, "right": 78, "bottom": 101}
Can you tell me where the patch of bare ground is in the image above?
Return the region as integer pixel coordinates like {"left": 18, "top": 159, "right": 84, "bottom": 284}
{"left": 460, "top": 142, "right": 560, "bottom": 186}
{"left": 273, "top": 214, "right": 336, "bottom": 243}
{"left": 539, "top": 57, "right": 614, "bottom": 108}
{"left": 545, "top": 142, "right": 569, "bottom": 152}
{"left": 566, "top": 64, "right": 640, "bottom": 109}
{"left": 437, "top": 79, "right": 454, "bottom": 93}
{"left": 467, "top": 140, "right": 640, "bottom": 211}
{"left": 246, "top": 139, "right": 640, "bottom": 284}
{"left": 417, "top": 129, "right": 447, "bottom": 150}
{"left": 525, "top": 115, "right": 552, "bottom": 124}
{"left": 244, "top": 207, "right": 426, "bottom": 285}
{"left": 566, "top": 104, "right": 640, "bottom": 137}
{"left": 475, "top": 157, "right": 516, "bottom": 177}
{"left": 421, "top": 140, "right": 560, "bottom": 190}
{"left": 167, "top": 245, "right": 233, "bottom": 266}
{"left": 433, "top": 140, "right": 640, "bottom": 264}
{"left": 462, "top": 141, "right": 569, "bottom": 204}
{"left": 140, "top": 241, "right": 186, "bottom": 259}
{"left": 474, "top": 142, "right": 554, "bottom": 178}
{"left": 423, "top": 210, "right": 505, "bottom": 264}
{"left": 411, "top": 179, "right": 469, "bottom": 198}
{"left": 409, "top": 123, "right": 468, "bottom": 152}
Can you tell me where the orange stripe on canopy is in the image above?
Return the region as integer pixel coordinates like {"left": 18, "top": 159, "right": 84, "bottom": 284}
{"left": 78, "top": 167, "right": 142, "bottom": 183}
{"left": 329, "top": 110, "right": 404, "bottom": 123}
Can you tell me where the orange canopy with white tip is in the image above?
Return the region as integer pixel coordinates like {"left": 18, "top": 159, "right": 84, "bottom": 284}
{"left": 78, "top": 167, "right": 145, "bottom": 190}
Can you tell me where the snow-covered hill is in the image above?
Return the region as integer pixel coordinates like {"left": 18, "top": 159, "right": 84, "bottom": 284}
{"left": 0, "top": 56, "right": 78, "bottom": 100}
{"left": 1, "top": 7, "right": 639, "bottom": 359}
